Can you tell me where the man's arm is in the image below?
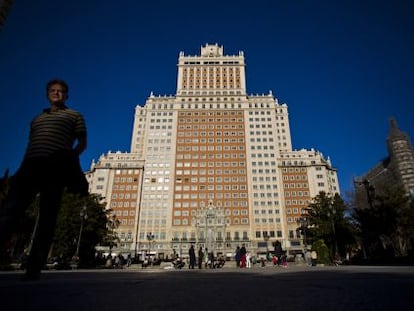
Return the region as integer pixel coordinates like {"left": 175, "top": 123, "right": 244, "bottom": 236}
{"left": 74, "top": 135, "right": 87, "bottom": 155}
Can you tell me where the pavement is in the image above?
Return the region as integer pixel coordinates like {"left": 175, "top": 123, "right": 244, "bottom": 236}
{"left": 1, "top": 264, "right": 413, "bottom": 311}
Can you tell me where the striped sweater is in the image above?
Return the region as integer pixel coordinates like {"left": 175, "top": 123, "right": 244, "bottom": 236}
{"left": 24, "top": 106, "right": 86, "bottom": 159}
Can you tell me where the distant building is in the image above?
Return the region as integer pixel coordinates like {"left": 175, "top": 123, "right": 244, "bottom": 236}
{"left": 86, "top": 44, "right": 340, "bottom": 258}
{"left": 354, "top": 118, "right": 414, "bottom": 205}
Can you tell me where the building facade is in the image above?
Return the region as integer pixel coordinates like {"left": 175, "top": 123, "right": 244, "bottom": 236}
{"left": 86, "top": 44, "right": 340, "bottom": 259}
{"left": 354, "top": 118, "right": 414, "bottom": 205}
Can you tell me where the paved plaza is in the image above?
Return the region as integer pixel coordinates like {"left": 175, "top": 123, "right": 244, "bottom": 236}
{"left": 1, "top": 264, "right": 413, "bottom": 311}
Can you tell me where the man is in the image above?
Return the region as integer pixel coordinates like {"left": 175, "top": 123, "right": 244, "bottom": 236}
{"left": 239, "top": 244, "right": 247, "bottom": 268}
{"left": 0, "top": 79, "right": 88, "bottom": 279}
{"left": 197, "top": 246, "right": 203, "bottom": 269}
{"left": 274, "top": 240, "right": 283, "bottom": 266}
{"left": 235, "top": 245, "right": 241, "bottom": 267}
{"left": 188, "top": 245, "right": 196, "bottom": 269}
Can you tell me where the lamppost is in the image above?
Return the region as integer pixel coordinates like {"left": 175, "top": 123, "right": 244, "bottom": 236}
{"left": 27, "top": 194, "right": 40, "bottom": 256}
{"left": 146, "top": 232, "right": 155, "bottom": 263}
{"left": 355, "top": 168, "right": 388, "bottom": 209}
{"left": 180, "top": 237, "right": 185, "bottom": 259}
{"left": 327, "top": 207, "right": 338, "bottom": 261}
{"left": 263, "top": 232, "right": 270, "bottom": 258}
{"left": 73, "top": 205, "right": 87, "bottom": 267}
{"left": 108, "top": 212, "right": 119, "bottom": 258}
{"left": 354, "top": 170, "right": 386, "bottom": 260}
{"left": 296, "top": 217, "right": 308, "bottom": 251}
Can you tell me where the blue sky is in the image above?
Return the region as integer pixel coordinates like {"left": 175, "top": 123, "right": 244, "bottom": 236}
{"left": 0, "top": 0, "right": 413, "bottom": 196}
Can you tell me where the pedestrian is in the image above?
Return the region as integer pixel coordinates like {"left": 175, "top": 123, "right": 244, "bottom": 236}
{"left": 235, "top": 246, "right": 241, "bottom": 267}
{"left": 208, "top": 250, "right": 215, "bottom": 268}
{"left": 198, "top": 246, "right": 204, "bottom": 269}
{"left": 105, "top": 255, "right": 113, "bottom": 268}
{"left": 305, "top": 249, "right": 312, "bottom": 266}
{"left": 114, "top": 255, "right": 120, "bottom": 268}
{"left": 311, "top": 250, "right": 318, "bottom": 266}
{"left": 204, "top": 247, "right": 209, "bottom": 268}
{"left": 118, "top": 254, "right": 124, "bottom": 268}
{"left": 274, "top": 240, "right": 283, "bottom": 266}
{"left": 272, "top": 255, "right": 278, "bottom": 266}
{"left": 281, "top": 254, "right": 288, "bottom": 267}
{"left": 126, "top": 254, "right": 132, "bottom": 267}
{"left": 0, "top": 79, "right": 88, "bottom": 280}
{"left": 188, "top": 245, "right": 196, "bottom": 269}
{"left": 240, "top": 245, "right": 247, "bottom": 268}
{"left": 246, "top": 251, "right": 251, "bottom": 268}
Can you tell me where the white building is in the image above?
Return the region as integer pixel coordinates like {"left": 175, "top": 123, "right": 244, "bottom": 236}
{"left": 86, "top": 44, "right": 340, "bottom": 259}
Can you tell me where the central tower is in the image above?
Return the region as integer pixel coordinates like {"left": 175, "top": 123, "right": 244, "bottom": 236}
{"left": 176, "top": 43, "right": 247, "bottom": 96}
{"left": 172, "top": 44, "right": 251, "bottom": 248}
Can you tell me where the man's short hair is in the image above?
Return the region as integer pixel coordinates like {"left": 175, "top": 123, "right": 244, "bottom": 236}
{"left": 46, "top": 79, "right": 69, "bottom": 94}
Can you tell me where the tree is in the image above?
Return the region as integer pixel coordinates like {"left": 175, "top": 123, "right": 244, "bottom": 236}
{"left": 101, "top": 211, "right": 120, "bottom": 257}
{"left": 351, "top": 185, "right": 414, "bottom": 260}
{"left": 304, "top": 191, "right": 356, "bottom": 262}
{"left": 3, "top": 190, "right": 109, "bottom": 268}
{"left": 311, "top": 239, "right": 330, "bottom": 265}
{"left": 52, "top": 192, "right": 108, "bottom": 267}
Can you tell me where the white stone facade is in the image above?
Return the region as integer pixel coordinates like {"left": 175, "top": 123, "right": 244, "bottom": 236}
{"left": 87, "top": 44, "right": 340, "bottom": 258}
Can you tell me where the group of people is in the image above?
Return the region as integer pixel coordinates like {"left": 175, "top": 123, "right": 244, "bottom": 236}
{"left": 234, "top": 241, "right": 291, "bottom": 269}
{"left": 186, "top": 245, "right": 225, "bottom": 269}
{"left": 235, "top": 245, "right": 251, "bottom": 268}
{"left": 272, "top": 240, "right": 287, "bottom": 267}
{"left": 93, "top": 253, "right": 133, "bottom": 269}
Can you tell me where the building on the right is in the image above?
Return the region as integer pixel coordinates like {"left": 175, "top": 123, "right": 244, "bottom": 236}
{"left": 354, "top": 118, "right": 414, "bottom": 206}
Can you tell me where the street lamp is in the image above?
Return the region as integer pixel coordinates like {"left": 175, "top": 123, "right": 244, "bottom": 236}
{"left": 28, "top": 194, "right": 40, "bottom": 256}
{"left": 354, "top": 168, "right": 388, "bottom": 209}
{"left": 179, "top": 237, "right": 185, "bottom": 259}
{"left": 74, "top": 205, "right": 88, "bottom": 264}
{"left": 146, "top": 232, "right": 155, "bottom": 261}
{"left": 354, "top": 169, "right": 387, "bottom": 260}
{"left": 296, "top": 217, "right": 308, "bottom": 251}
{"left": 263, "top": 232, "right": 270, "bottom": 256}
{"left": 327, "top": 207, "right": 338, "bottom": 261}
{"left": 108, "top": 212, "right": 119, "bottom": 258}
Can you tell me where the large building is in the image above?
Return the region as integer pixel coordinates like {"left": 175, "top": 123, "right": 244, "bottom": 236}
{"left": 86, "top": 44, "right": 340, "bottom": 259}
{"left": 354, "top": 118, "right": 414, "bottom": 205}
